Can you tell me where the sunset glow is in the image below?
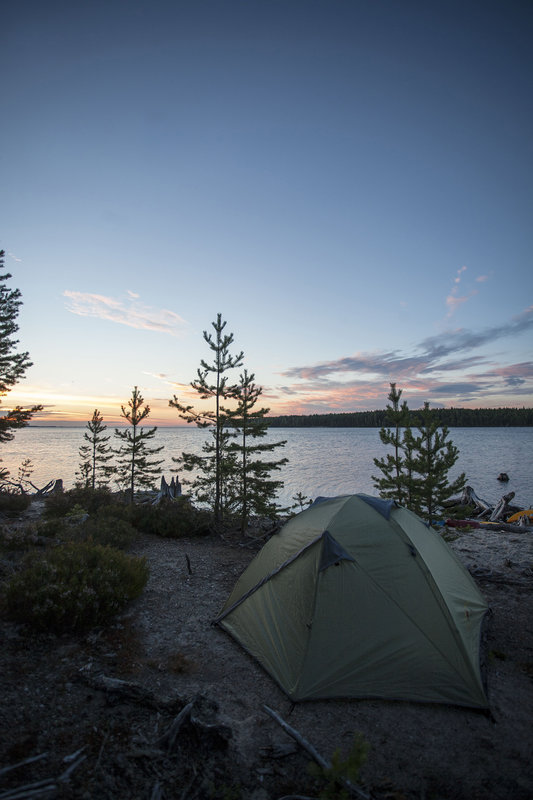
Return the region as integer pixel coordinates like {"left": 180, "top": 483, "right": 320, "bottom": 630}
{"left": 1, "top": 1, "right": 531, "bottom": 425}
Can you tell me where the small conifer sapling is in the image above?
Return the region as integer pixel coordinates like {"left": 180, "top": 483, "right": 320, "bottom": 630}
{"left": 115, "top": 387, "right": 164, "bottom": 501}
{"left": 169, "top": 314, "right": 243, "bottom": 524}
{"left": 226, "top": 369, "right": 288, "bottom": 530}
{"left": 77, "top": 409, "right": 114, "bottom": 489}
{"left": 408, "top": 402, "right": 466, "bottom": 525}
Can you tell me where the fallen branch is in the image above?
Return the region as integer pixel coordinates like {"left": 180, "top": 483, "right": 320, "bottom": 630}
{"left": 79, "top": 672, "right": 173, "bottom": 710}
{"left": 0, "top": 748, "right": 85, "bottom": 800}
{"left": 0, "top": 754, "right": 49, "bottom": 778}
{"left": 0, "top": 777, "right": 57, "bottom": 799}
{"left": 150, "top": 781, "right": 163, "bottom": 800}
{"left": 58, "top": 754, "right": 87, "bottom": 782}
{"left": 155, "top": 701, "right": 194, "bottom": 751}
{"left": 263, "top": 705, "right": 371, "bottom": 800}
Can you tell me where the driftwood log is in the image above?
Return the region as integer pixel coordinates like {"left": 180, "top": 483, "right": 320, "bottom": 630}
{"left": 0, "top": 477, "right": 63, "bottom": 496}
{"left": 444, "top": 486, "right": 530, "bottom": 529}
{"left": 461, "top": 486, "right": 492, "bottom": 515}
{"left": 33, "top": 479, "right": 63, "bottom": 496}
{"left": 152, "top": 475, "right": 182, "bottom": 505}
{"left": 489, "top": 491, "right": 515, "bottom": 521}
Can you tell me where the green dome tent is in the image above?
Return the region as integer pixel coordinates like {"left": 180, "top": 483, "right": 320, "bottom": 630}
{"left": 215, "top": 495, "right": 489, "bottom": 708}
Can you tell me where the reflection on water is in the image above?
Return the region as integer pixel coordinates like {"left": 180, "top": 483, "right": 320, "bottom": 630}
{"left": 2, "top": 426, "right": 532, "bottom": 508}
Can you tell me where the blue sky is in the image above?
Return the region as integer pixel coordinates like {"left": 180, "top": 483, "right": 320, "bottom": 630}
{"left": 1, "top": 0, "right": 532, "bottom": 425}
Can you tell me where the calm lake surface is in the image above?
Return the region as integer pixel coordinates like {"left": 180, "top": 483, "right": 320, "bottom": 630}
{"left": 2, "top": 426, "right": 532, "bottom": 509}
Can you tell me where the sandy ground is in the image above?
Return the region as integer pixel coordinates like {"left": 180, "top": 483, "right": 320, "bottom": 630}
{"left": 1, "top": 517, "right": 532, "bottom": 799}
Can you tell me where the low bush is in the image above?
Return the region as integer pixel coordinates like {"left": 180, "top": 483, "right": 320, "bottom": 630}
{"left": 43, "top": 490, "right": 211, "bottom": 539}
{"left": 73, "top": 514, "right": 138, "bottom": 550}
{"left": 127, "top": 498, "right": 211, "bottom": 539}
{"left": 0, "top": 491, "right": 32, "bottom": 515}
{"left": 0, "top": 525, "right": 42, "bottom": 552}
{"left": 36, "top": 517, "right": 69, "bottom": 539}
{"left": 444, "top": 503, "right": 476, "bottom": 520}
{"left": 44, "top": 487, "right": 121, "bottom": 518}
{"left": 3, "top": 541, "right": 149, "bottom": 634}
{"left": 43, "top": 490, "right": 79, "bottom": 518}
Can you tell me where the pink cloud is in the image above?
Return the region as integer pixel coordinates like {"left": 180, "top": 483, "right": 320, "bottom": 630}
{"left": 64, "top": 290, "right": 188, "bottom": 335}
{"left": 445, "top": 265, "right": 478, "bottom": 318}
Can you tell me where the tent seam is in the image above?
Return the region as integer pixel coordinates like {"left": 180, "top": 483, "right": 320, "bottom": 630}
{"left": 213, "top": 532, "right": 324, "bottom": 624}
{"left": 385, "top": 515, "right": 488, "bottom": 701}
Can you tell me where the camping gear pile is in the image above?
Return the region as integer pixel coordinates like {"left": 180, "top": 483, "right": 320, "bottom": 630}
{"left": 444, "top": 486, "right": 533, "bottom": 532}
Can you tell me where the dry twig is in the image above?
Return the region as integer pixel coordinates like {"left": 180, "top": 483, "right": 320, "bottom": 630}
{"left": 263, "top": 705, "right": 371, "bottom": 800}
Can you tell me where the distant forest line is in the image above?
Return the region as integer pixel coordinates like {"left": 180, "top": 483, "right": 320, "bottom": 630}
{"left": 266, "top": 407, "right": 533, "bottom": 428}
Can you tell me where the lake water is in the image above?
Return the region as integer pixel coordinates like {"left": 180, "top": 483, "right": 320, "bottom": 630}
{"left": 1, "top": 426, "right": 532, "bottom": 509}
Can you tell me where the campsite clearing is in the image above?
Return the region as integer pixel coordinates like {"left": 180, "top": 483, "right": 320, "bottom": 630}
{"left": 0, "top": 523, "right": 531, "bottom": 799}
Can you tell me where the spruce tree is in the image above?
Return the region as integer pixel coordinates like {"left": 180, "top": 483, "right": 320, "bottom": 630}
{"left": 226, "top": 370, "right": 288, "bottom": 530}
{"left": 77, "top": 409, "right": 114, "bottom": 489}
{"left": 408, "top": 402, "right": 466, "bottom": 525}
{"left": 169, "top": 313, "right": 243, "bottom": 524}
{"left": 115, "top": 387, "right": 164, "bottom": 501}
{"left": 372, "top": 383, "right": 411, "bottom": 504}
{"left": 0, "top": 250, "right": 42, "bottom": 478}
{"left": 373, "top": 385, "right": 466, "bottom": 524}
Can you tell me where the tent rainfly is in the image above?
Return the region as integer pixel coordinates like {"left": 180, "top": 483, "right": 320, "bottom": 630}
{"left": 215, "top": 494, "right": 489, "bottom": 708}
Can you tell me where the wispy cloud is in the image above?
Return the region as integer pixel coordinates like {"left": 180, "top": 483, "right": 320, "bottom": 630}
{"left": 143, "top": 371, "right": 170, "bottom": 381}
{"left": 273, "top": 307, "right": 533, "bottom": 412}
{"left": 64, "top": 291, "right": 188, "bottom": 335}
{"left": 445, "top": 265, "right": 477, "bottom": 318}
{"left": 142, "top": 372, "right": 198, "bottom": 397}
{"left": 421, "top": 304, "right": 533, "bottom": 361}
{"left": 7, "top": 252, "right": 22, "bottom": 263}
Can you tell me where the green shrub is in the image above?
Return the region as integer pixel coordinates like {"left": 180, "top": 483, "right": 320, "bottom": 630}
{"left": 0, "top": 491, "right": 32, "bottom": 515}
{"left": 43, "top": 490, "right": 78, "bottom": 518}
{"left": 0, "top": 525, "right": 42, "bottom": 552}
{"left": 127, "top": 498, "right": 211, "bottom": 538}
{"left": 444, "top": 503, "right": 475, "bottom": 520}
{"left": 36, "top": 517, "right": 69, "bottom": 539}
{"left": 73, "top": 514, "right": 138, "bottom": 550}
{"left": 38, "top": 501, "right": 136, "bottom": 548}
{"left": 44, "top": 487, "right": 120, "bottom": 518}
{"left": 4, "top": 542, "right": 149, "bottom": 633}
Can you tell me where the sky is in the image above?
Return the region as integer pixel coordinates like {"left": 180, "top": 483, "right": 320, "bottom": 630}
{"left": 1, "top": 0, "right": 532, "bottom": 426}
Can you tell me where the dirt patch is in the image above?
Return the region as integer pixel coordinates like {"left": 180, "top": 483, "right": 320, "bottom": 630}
{"left": 0, "top": 523, "right": 532, "bottom": 799}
